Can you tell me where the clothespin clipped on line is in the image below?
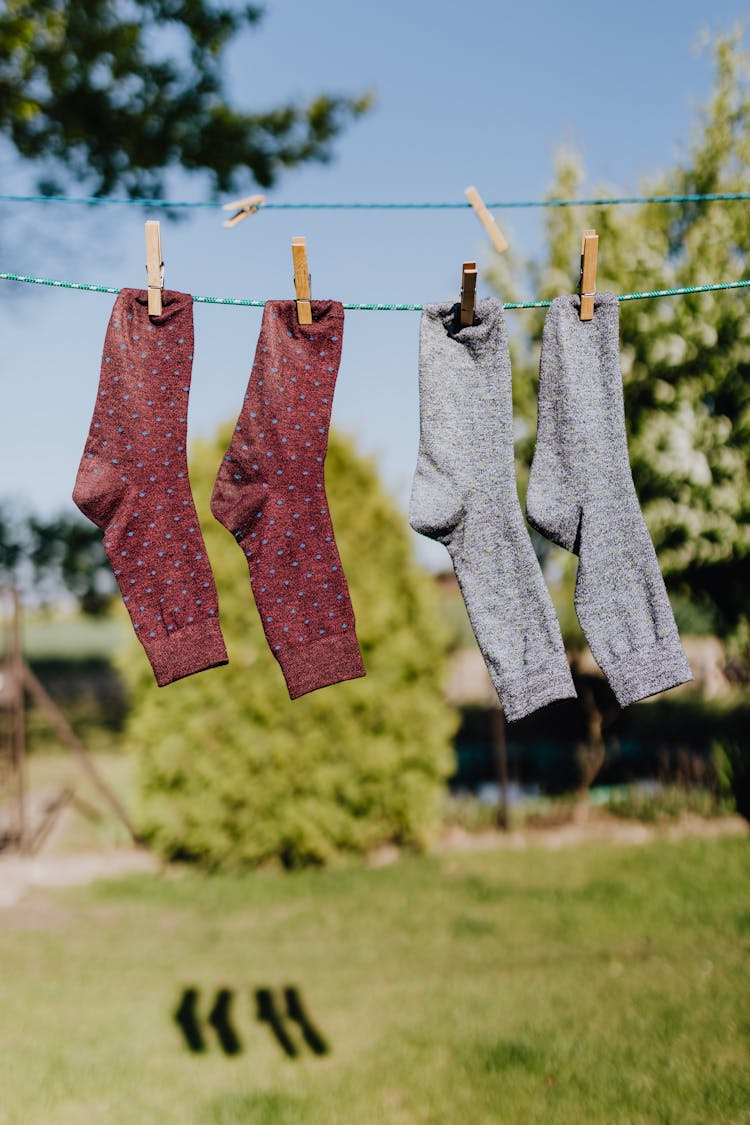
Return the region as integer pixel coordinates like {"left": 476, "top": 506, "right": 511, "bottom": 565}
{"left": 579, "top": 229, "right": 598, "bottom": 321}
{"left": 292, "top": 236, "right": 312, "bottom": 325}
{"left": 145, "top": 220, "right": 163, "bottom": 316}
{"left": 460, "top": 261, "right": 477, "bottom": 327}
{"left": 465, "top": 186, "right": 509, "bottom": 254}
{"left": 222, "top": 193, "right": 266, "bottom": 228}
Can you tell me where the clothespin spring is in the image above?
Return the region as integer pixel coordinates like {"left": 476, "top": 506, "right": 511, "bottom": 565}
{"left": 222, "top": 193, "right": 266, "bottom": 229}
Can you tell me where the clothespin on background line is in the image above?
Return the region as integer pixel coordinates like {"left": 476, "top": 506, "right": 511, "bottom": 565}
{"left": 579, "top": 229, "right": 598, "bottom": 321}
{"left": 145, "top": 220, "right": 163, "bottom": 316}
{"left": 460, "top": 261, "right": 477, "bottom": 326}
{"left": 222, "top": 193, "right": 266, "bottom": 228}
{"left": 464, "top": 186, "right": 509, "bottom": 254}
{"left": 292, "top": 236, "right": 312, "bottom": 325}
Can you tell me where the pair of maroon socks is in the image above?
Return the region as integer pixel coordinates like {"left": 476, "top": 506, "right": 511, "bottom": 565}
{"left": 72, "top": 289, "right": 366, "bottom": 698}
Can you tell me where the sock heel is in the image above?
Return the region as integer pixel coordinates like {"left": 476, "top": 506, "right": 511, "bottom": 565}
{"left": 72, "top": 468, "right": 127, "bottom": 531}
{"left": 526, "top": 471, "right": 581, "bottom": 554}
{"left": 408, "top": 464, "right": 464, "bottom": 545}
{"left": 210, "top": 465, "right": 268, "bottom": 540}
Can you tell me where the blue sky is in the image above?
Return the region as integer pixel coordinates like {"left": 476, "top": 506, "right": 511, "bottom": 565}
{"left": 0, "top": 0, "right": 746, "bottom": 569}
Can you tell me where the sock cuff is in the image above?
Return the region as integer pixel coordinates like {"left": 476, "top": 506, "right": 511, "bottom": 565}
{"left": 539, "top": 291, "right": 630, "bottom": 458}
{"left": 597, "top": 637, "right": 693, "bottom": 708}
{"left": 275, "top": 631, "right": 366, "bottom": 700}
{"left": 254, "top": 299, "right": 344, "bottom": 411}
{"left": 539, "top": 292, "right": 620, "bottom": 380}
{"left": 141, "top": 618, "right": 229, "bottom": 687}
{"left": 117, "top": 287, "right": 194, "bottom": 328}
{"left": 418, "top": 297, "right": 513, "bottom": 442}
{"left": 546, "top": 292, "right": 620, "bottom": 330}
{"left": 262, "top": 299, "right": 344, "bottom": 338}
{"left": 422, "top": 297, "right": 507, "bottom": 348}
{"left": 546, "top": 291, "right": 618, "bottom": 322}
{"left": 542, "top": 292, "right": 620, "bottom": 357}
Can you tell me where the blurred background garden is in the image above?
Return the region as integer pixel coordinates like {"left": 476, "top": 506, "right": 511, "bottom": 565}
{"left": 1, "top": 2, "right": 749, "bottom": 1122}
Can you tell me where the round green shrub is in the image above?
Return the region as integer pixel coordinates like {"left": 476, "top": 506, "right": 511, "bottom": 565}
{"left": 122, "top": 426, "right": 458, "bottom": 868}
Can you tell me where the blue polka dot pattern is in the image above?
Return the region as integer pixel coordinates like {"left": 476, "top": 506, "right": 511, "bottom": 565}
{"left": 72, "top": 289, "right": 228, "bottom": 686}
{"left": 211, "top": 300, "right": 365, "bottom": 699}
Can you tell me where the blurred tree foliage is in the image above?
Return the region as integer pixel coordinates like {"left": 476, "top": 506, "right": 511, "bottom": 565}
{"left": 0, "top": 0, "right": 371, "bottom": 197}
{"left": 0, "top": 503, "right": 23, "bottom": 579}
{"left": 492, "top": 32, "right": 750, "bottom": 650}
{"left": 0, "top": 501, "right": 114, "bottom": 611}
{"left": 123, "top": 426, "right": 458, "bottom": 869}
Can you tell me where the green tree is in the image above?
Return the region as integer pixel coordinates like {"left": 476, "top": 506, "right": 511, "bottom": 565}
{"left": 0, "top": 501, "right": 114, "bottom": 611}
{"left": 0, "top": 502, "right": 23, "bottom": 582}
{"left": 484, "top": 32, "right": 750, "bottom": 804}
{"left": 124, "top": 426, "right": 458, "bottom": 869}
{"left": 0, "top": 1, "right": 371, "bottom": 197}
{"left": 27, "top": 512, "right": 116, "bottom": 613}
{"left": 503, "top": 32, "right": 750, "bottom": 647}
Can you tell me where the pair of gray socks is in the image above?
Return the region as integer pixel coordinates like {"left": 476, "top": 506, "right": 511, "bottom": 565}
{"left": 409, "top": 294, "right": 692, "bottom": 722}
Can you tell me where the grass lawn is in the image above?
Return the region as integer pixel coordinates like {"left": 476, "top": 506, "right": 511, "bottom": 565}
{"left": 0, "top": 837, "right": 748, "bottom": 1125}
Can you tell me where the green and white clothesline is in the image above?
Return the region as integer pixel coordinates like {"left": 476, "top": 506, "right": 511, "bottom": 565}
{"left": 2, "top": 191, "right": 750, "bottom": 209}
{"left": 1, "top": 271, "right": 749, "bottom": 311}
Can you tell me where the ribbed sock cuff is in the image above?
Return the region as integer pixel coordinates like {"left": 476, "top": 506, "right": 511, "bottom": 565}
{"left": 276, "top": 631, "right": 366, "bottom": 700}
{"left": 143, "top": 619, "right": 229, "bottom": 687}
{"left": 601, "top": 638, "right": 693, "bottom": 708}
{"left": 499, "top": 660, "right": 578, "bottom": 723}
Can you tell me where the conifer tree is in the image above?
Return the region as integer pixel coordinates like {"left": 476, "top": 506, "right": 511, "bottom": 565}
{"left": 503, "top": 33, "right": 750, "bottom": 648}
{"left": 123, "top": 426, "right": 457, "bottom": 868}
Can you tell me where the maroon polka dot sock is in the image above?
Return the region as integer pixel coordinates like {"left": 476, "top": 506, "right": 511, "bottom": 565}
{"left": 72, "top": 289, "right": 228, "bottom": 687}
{"left": 211, "top": 299, "right": 366, "bottom": 699}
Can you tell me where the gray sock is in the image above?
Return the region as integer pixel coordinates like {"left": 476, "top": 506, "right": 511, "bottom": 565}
{"left": 526, "top": 293, "right": 693, "bottom": 706}
{"left": 409, "top": 299, "right": 576, "bottom": 722}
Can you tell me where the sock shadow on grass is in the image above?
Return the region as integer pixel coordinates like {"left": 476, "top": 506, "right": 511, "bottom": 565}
{"left": 209, "top": 988, "right": 243, "bottom": 1056}
{"left": 255, "top": 988, "right": 299, "bottom": 1058}
{"left": 174, "top": 985, "right": 330, "bottom": 1059}
{"left": 175, "top": 987, "right": 243, "bottom": 1056}
{"left": 284, "top": 985, "right": 330, "bottom": 1056}
{"left": 174, "top": 987, "right": 206, "bottom": 1054}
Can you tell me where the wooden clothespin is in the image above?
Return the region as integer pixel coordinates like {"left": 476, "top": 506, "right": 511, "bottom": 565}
{"left": 465, "top": 185, "right": 509, "bottom": 254}
{"left": 291, "top": 236, "right": 312, "bottom": 325}
{"left": 144, "top": 220, "right": 163, "bottom": 316}
{"left": 579, "top": 229, "right": 598, "bottom": 321}
{"left": 460, "top": 261, "right": 477, "bottom": 327}
{"left": 222, "top": 193, "right": 266, "bottom": 228}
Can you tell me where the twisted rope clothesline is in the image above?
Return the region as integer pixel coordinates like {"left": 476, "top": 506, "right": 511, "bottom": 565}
{"left": 2, "top": 272, "right": 749, "bottom": 310}
{"left": 1, "top": 192, "right": 750, "bottom": 210}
